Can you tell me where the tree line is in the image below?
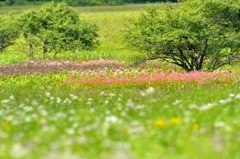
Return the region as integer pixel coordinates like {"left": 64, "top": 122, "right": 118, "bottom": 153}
{"left": 1, "top": 0, "right": 178, "bottom": 6}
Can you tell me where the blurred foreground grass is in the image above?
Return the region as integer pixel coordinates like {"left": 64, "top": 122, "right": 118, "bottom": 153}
{"left": 0, "top": 73, "right": 240, "bottom": 159}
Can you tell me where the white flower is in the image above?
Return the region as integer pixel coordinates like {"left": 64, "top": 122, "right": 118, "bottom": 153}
{"left": 173, "top": 100, "right": 182, "bottom": 105}
{"left": 105, "top": 116, "right": 118, "bottom": 124}
{"left": 126, "top": 99, "right": 134, "bottom": 107}
{"left": 219, "top": 98, "right": 232, "bottom": 104}
{"left": 64, "top": 98, "right": 71, "bottom": 104}
{"left": 198, "top": 103, "right": 217, "bottom": 111}
{"left": 5, "top": 115, "right": 14, "bottom": 122}
{"left": 105, "top": 110, "right": 111, "bottom": 115}
{"left": 56, "top": 97, "right": 61, "bottom": 103}
{"left": 45, "top": 151, "right": 81, "bottom": 159}
{"left": 23, "top": 106, "right": 33, "bottom": 112}
{"left": 100, "top": 91, "right": 105, "bottom": 96}
{"left": 9, "top": 95, "right": 15, "bottom": 100}
{"left": 88, "top": 98, "right": 93, "bottom": 101}
{"left": 145, "top": 86, "right": 155, "bottom": 95}
{"left": 120, "top": 112, "right": 127, "bottom": 117}
{"left": 235, "top": 93, "right": 240, "bottom": 99}
{"left": 188, "top": 103, "right": 198, "bottom": 109}
{"left": 139, "top": 112, "right": 145, "bottom": 117}
{"left": 214, "top": 121, "right": 225, "bottom": 128}
{"left": 90, "top": 108, "right": 95, "bottom": 113}
{"left": 109, "top": 93, "right": 116, "bottom": 97}
{"left": 128, "top": 126, "right": 145, "bottom": 134}
{"left": 78, "top": 136, "right": 87, "bottom": 145}
{"left": 135, "top": 104, "right": 145, "bottom": 110}
{"left": 163, "top": 105, "right": 169, "bottom": 109}
{"left": 1, "top": 99, "right": 10, "bottom": 104}
{"left": 11, "top": 143, "right": 28, "bottom": 158}
{"left": 19, "top": 103, "right": 25, "bottom": 108}
{"left": 104, "top": 100, "right": 109, "bottom": 104}
{"left": 70, "top": 94, "right": 78, "bottom": 100}
{"left": 140, "top": 91, "right": 146, "bottom": 96}
{"left": 86, "top": 101, "right": 92, "bottom": 105}
{"left": 150, "top": 98, "right": 157, "bottom": 103}
{"left": 31, "top": 100, "right": 39, "bottom": 106}
{"left": 72, "top": 123, "right": 79, "bottom": 128}
{"left": 40, "top": 109, "right": 48, "bottom": 116}
{"left": 66, "top": 128, "right": 75, "bottom": 135}
{"left": 184, "top": 110, "right": 191, "bottom": 116}
{"left": 25, "top": 116, "right": 32, "bottom": 122}
{"left": 45, "top": 92, "right": 51, "bottom": 97}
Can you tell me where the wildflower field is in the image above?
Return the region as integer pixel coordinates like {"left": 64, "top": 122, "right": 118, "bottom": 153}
{"left": 1, "top": 3, "right": 240, "bottom": 159}
{"left": 1, "top": 59, "right": 240, "bottom": 159}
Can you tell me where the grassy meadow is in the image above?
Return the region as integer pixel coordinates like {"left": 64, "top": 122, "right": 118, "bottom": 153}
{"left": 0, "top": 3, "right": 240, "bottom": 159}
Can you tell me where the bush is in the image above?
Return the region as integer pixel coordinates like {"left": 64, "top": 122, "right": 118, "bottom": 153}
{"left": 18, "top": 2, "right": 99, "bottom": 57}
{"left": 0, "top": 14, "right": 19, "bottom": 53}
{"left": 125, "top": 0, "right": 240, "bottom": 71}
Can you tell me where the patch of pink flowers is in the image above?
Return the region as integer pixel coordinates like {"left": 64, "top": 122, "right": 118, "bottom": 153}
{"left": 0, "top": 60, "right": 125, "bottom": 75}
{"left": 66, "top": 70, "right": 233, "bottom": 85}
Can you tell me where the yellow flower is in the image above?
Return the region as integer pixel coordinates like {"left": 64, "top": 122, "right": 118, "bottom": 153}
{"left": 2, "top": 122, "right": 10, "bottom": 130}
{"left": 38, "top": 117, "right": 46, "bottom": 125}
{"left": 192, "top": 124, "right": 199, "bottom": 130}
{"left": 169, "top": 117, "right": 182, "bottom": 124}
{"left": 77, "top": 98, "right": 82, "bottom": 102}
{"left": 153, "top": 119, "right": 166, "bottom": 128}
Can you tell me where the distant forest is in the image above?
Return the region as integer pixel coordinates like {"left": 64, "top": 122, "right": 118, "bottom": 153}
{"left": 1, "top": 0, "right": 178, "bottom": 6}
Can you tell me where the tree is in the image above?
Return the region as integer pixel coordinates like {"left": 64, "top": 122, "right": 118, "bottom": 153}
{"left": 18, "top": 2, "right": 99, "bottom": 57}
{"left": 125, "top": 0, "right": 240, "bottom": 71}
{"left": 0, "top": 14, "right": 19, "bottom": 53}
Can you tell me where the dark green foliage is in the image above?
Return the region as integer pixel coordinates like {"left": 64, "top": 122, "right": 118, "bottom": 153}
{"left": 18, "top": 2, "right": 99, "bottom": 57}
{"left": 0, "top": 14, "right": 19, "bottom": 53}
{"left": 73, "top": 0, "right": 178, "bottom": 6}
{"left": 3, "top": 0, "right": 178, "bottom": 6}
{"left": 125, "top": 0, "right": 240, "bottom": 71}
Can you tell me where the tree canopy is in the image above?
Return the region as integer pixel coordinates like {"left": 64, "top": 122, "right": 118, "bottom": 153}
{"left": 125, "top": 0, "right": 240, "bottom": 71}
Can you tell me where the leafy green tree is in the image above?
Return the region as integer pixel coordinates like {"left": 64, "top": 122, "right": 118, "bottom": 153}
{"left": 18, "top": 2, "right": 99, "bottom": 57}
{"left": 0, "top": 14, "right": 19, "bottom": 53}
{"left": 18, "top": 10, "right": 42, "bottom": 57}
{"left": 125, "top": 0, "right": 240, "bottom": 71}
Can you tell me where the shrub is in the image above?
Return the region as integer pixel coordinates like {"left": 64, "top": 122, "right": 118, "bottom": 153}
{"left": 0, "top": 14, "right": 19, "bottom": 53}
{"left": 125, "top": 0, "right": 240, "bottom": 71}
{"left": 18, "top": 2, "right": 99, "bottom": 57}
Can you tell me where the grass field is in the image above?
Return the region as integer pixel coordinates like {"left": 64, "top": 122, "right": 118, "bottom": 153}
{"left": 0, "top": 3, "right": 240, "bottom": 159}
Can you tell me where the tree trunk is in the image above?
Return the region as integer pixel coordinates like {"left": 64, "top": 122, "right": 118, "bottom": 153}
{"left": 28, "top": 43, "right": 33, "bottom": 58}
{"left": 43, "top": 41, "right": 48, "bottom": 58}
